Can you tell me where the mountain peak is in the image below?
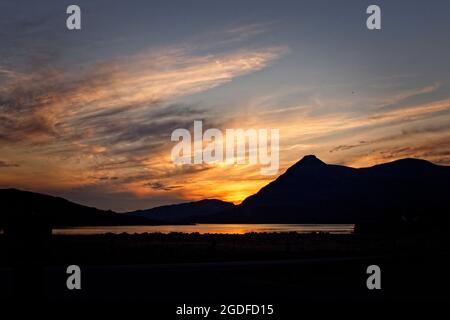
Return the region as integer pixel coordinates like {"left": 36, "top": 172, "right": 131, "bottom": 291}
{"left": 296, "top": 155, "right": 326, "bottom": 166}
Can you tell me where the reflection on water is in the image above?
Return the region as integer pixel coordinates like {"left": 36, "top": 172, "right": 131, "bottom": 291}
{"left": 53, "top": 224, "right": 354, "bottom": 235}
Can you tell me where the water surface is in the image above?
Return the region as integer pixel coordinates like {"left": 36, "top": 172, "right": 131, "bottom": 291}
{"left": 53, "top": 224, "right": 354, "bottom": 235}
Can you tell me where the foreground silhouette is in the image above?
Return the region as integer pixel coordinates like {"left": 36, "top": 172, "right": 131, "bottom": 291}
{"left": 0, "top": 155, "right": 449, "bottom": 305}
{"left": 0, "top": 189, "right": 159, "bottom": 300}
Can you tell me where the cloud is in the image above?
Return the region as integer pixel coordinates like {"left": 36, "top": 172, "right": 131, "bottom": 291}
{"left": 88, "top": 175, "right": 119, "bottom": 181}
{"left": 0, "top": 45, "right": 286, "bottom": 145}
{"left": 340, "top": 137, "right": 450, "bottom": 168}
{"left": 329, "top": 123, "right": 450, "bottom": 153}
{"left": 1, "top": 15, "right": 448, "bottom": 211}
{"left": 144, "top": 182, "right": 181, "bottom": 191}
{"left": 0, "top": 34, "right": 288, "bottom": 210}
{"left": 0, "top": 160, "right": 19, "bottom": 168}
{"left": 377, "top": 83, "right": 440, "bottom": 109}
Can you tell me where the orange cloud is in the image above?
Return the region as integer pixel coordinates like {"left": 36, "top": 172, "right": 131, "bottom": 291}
{"left": 0, "top": 43, "right": 287, "bottom": 206}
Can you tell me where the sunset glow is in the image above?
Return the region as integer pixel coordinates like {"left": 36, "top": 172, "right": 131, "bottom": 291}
{"left": 1, "top": 1, "right": 449, "bottom": 211}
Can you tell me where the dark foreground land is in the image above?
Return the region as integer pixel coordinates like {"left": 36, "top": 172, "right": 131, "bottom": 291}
{"left": 1, "top": 232, "right": 450, "bottom": 315}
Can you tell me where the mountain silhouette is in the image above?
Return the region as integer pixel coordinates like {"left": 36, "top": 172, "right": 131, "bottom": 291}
{"left": 128, "top": 199, "right": 235, "bottom": 223}
{"left": 2, "top": 156, "right": 449, "bottom": 233}
{"left": 202, "top": 155, "right": 450, "bottom": 232}
{"left": 0, "top": 188, "right": 158, "bottom": 229}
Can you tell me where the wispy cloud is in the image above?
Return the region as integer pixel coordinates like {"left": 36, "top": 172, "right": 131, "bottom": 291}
{"left": 0, "top": 160, "right": 19, "bottom": 168}
{"left": 0, "top": 33, "right": 288, "bottom": 209}
{"left": 144, "top": 182, "right": 182, "bottom": 191}
{"left": 0, "top": 45, "right": 286, "bottom": 144}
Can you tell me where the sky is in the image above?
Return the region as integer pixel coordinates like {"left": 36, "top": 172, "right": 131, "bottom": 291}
{"left": 0, "top": 0, "right": 449, "bottom": 211}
